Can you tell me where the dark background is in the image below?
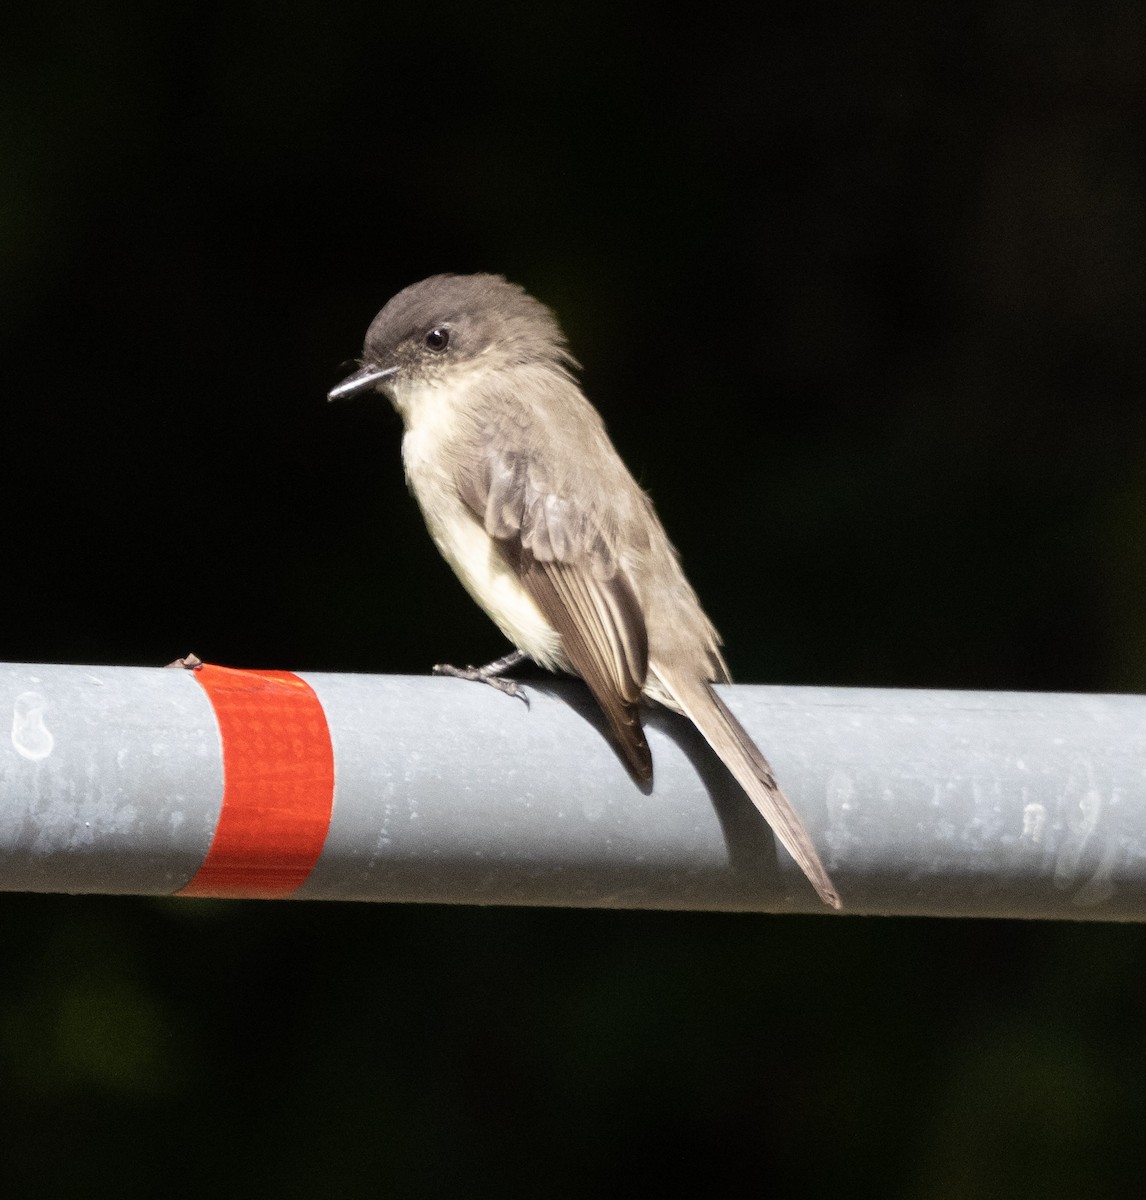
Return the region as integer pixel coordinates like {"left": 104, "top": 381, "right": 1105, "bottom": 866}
{"left": 3, "top": 1, "right": 1146, "bottom": 1195}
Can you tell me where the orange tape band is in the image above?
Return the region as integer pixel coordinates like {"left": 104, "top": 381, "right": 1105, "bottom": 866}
{"left": 177, "top": 664, "right": 335, "bottom": 899}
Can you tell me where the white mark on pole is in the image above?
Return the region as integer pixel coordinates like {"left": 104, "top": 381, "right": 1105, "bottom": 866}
{"left": 1021, "top": 801, "right": 1048, "bottom": 844}
{"left": 1053, "top": 759, "right": 1103, "bottom": 890}
{"left": 1070, "top": 785, "right": 1125, "bottom": 907}
{"left": 11, "top": 691, "right": 54, "bottom": 761}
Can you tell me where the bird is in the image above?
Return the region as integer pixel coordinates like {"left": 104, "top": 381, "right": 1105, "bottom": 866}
{"left": 329, "top": 273, "right": 840, "bottom": 908}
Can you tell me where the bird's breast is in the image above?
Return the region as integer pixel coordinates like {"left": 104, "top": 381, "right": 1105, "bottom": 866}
{"left": 401, "top": 416, "right": 563, "bottom": 671}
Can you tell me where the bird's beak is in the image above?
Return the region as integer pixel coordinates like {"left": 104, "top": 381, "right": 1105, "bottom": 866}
{"left": 327, "top": 364, "right": 398, "bottom": 402}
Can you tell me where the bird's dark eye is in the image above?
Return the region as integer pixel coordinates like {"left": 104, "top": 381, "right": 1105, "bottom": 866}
{"left": 425, "top": 327, "right": 450, "bottom": 351}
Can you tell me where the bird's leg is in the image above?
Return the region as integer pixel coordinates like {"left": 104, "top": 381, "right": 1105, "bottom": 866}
{"left": 433, "top": 650, "right": 529, "bottom": 704}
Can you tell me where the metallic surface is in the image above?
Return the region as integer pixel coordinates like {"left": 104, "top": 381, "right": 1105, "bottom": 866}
{"left": 3, "top": 662, "right": 1146, "bottom": 917}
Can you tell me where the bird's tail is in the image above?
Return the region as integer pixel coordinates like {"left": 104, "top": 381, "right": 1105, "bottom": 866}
{"left": 657, "top": 672, "right": 841, "bottom": 909}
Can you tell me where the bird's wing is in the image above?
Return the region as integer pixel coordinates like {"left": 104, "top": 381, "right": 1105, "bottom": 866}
{"left": 456, "top": 444, "right": 652, "bottom": 781}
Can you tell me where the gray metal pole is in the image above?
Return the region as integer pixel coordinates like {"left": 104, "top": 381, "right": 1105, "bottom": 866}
{"left": 2, "top": 660, "right": 1145, "bottom": 918}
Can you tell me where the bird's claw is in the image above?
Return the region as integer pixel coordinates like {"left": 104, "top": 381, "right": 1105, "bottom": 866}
{"left": 433, "top": 662, "right": 530, "bottom": 706}
{"left": 165, "top": 653, "right": 203, "bottom": 671}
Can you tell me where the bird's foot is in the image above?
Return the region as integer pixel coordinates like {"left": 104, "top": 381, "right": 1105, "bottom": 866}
{"left": 165, "top": 653, "right": 203, "bottom": 671}
{"left": 433, "top": 650, "right": 529, "bottom": 705}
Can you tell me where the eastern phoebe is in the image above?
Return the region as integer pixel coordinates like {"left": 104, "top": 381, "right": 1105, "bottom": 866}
{"left": 330, "top": 274, "right": 840, "bottom": 909}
